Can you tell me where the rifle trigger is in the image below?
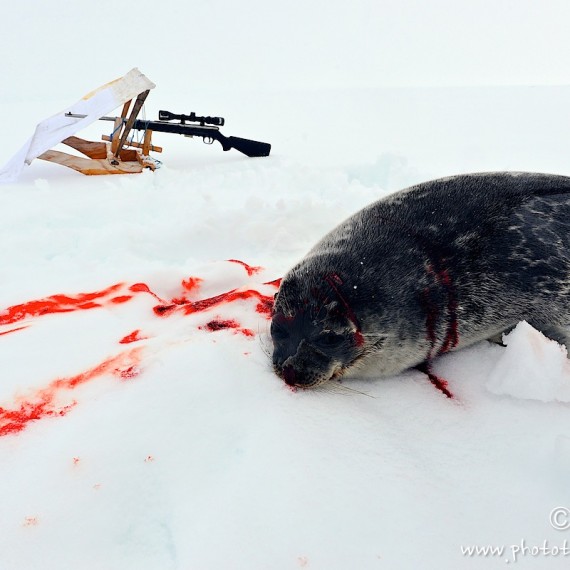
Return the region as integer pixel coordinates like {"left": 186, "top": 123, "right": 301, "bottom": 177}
{"left": 204, "top": 137, "right": 214, "bottom": 145}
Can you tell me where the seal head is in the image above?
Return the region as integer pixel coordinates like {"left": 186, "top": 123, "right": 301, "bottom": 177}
{"left": 271, "top": 271, "right": 367, "bottom": 387}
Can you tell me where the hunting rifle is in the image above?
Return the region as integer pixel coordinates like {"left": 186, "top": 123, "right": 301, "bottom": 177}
{"left": 65, "top": 110, "right": 271, "bottom": 158}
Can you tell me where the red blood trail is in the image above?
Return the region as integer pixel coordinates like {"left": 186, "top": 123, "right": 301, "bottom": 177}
{"left": 129, "top": 283, "right": 167, "bottom": 304}
{"left": 171, "top": 276, "right": 204, "bottom": 304}
{"left": 416, "top": 361, "right": 454, "bottom": 399}
{"left": 182, "top": 277, "right": 203, "bottom": 293}
{"left": 422, "top": 264, "right": 459, "bottom": 361}
{"left": 205, "top": 319, "right": 240, "bottom": 331}
{"left": 154, "top": 288, "right": 275, "bottom": 319}
{"left": 227, "top": 259, "right": 263, "bottom": 276}
{"left": 437, "top": 269, "right": 459, "bottom": 354}
{"left": 110, "top": 295, "right": 133, "bottom": 304}
{"left": 118, "top": 366, "right": 139, "bottom": 380}
{"left": 0, "top": 349, "right": 141, "bottom": 436}
{"left": 0, "top": 266, "right": 279, "bottom": 331}
{"left": 0, "top": 262, "right": 279, "bottom": 435}
{"left": 0, "top": 326, "right": 29, "bottom": 336}
{"left": 119, "top": 330, "right": 147, "bottom": 344}
{"left": 0, "top": 283, "right": 125, "bottom": 326}
{"left": 202, "top": 319, "right": 255, "bottom": 338}
{"left": 264, "top": 278, "right": 282, "bottom": 288}
{"left": 418, "top": 264, "right": 459, "bottom": 399}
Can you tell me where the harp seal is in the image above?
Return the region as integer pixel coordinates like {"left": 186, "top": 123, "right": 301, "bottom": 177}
{"left": 271, "top": 172, "right": 570, "bottom": 388}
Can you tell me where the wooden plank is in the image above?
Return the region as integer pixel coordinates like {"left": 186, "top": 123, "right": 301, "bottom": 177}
{"left": 142, "top": 129, "right": 153, "bottom": 156}
{"left": 114, "top": 89, "right": 150, "bottom": 158}
{"left": 118, "top": 148, "right": 139, "bottom": 162}
{"left": 63, "top": 136, "right": 138, "bottom": 162}
{"left": 37, "top": 150, "right": 143, "bottom": 175}
{"left": 101, "top": 134, "right": 162, "bottom": 153}
{"left": 138, "top": 154, "right": 159, "bottom": 171}
{"left": 121, "top": 100, "right": 132, "bottom": 118}
{"left": 62, "top": 136, "right": 107, "bottom": 159}
{"left": 110, "top": 117, "right": 123, "bottom": 155}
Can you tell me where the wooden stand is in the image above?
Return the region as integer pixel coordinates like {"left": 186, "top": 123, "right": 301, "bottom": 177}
{"left": 37, "top": 91, "right": 162, "bottom": 176}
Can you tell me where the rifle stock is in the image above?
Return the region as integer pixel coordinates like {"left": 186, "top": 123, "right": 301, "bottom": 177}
{"left": 129, "top": 119, "right": 271, "bottom": 158}
{"left": 214, "top": 132, "right": 271, "bottom": 158}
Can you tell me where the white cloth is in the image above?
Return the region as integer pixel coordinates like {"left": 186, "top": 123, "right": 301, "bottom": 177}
{"left": 0, "top": 68, "right": 155, "bottom": 183}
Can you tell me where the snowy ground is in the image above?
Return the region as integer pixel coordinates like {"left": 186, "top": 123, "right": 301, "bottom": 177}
{"left": 1, "top": 82, "right": 570, "bottom": 569}
{"left": 2, "top": 1, "right": 570, "bottom": 566}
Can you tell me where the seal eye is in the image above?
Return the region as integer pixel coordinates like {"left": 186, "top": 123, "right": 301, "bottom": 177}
{"left": 314, "top": 331, "right": 345, "bottom": 349}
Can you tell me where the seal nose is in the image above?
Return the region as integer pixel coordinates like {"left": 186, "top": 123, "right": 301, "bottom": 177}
{"left": 281, "top": 364, "right": 297, "bottom": 386}
{"left": 272, "top": 338, "right": 305, "bottom": 377}
{"left": 281, "top": 362, "right": 315, "bottom": 387}
{"left": 275, "top": 340, "right": 330, "bottom": 388}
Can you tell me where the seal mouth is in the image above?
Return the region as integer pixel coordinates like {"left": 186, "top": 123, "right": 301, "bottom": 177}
{"left": 274, "top": 361, "right": 345, "bottom": 389}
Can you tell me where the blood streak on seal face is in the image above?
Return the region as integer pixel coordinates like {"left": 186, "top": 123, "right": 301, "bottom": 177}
{"left": 271, "top": 172, "right": 570, "bottom": 389}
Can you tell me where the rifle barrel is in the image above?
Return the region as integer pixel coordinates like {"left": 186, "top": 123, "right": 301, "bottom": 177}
{"left": 65, "top": 112, "right": 116, "bottom": 122}
{"left": 64, "top": 112, "right": 220, "bottom": 133}
{"left": 132, "top": 119, "right": 220, "bottom": 136}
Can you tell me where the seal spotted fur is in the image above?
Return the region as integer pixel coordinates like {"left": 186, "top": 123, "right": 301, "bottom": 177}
{"left": 271, "top": 172, "right": 570, "bottom": 388}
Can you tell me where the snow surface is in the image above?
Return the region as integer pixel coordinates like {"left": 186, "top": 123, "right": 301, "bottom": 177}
{"left": 487, "top": 322, "right": 570, "bottom": 403}
{"left": 2, "top": 2, "right": 570, "bottom": 568}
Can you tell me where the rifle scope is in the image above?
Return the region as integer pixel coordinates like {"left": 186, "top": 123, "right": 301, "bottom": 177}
{"left": 158, "top": 110, "right": 225, "bottom": 127}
